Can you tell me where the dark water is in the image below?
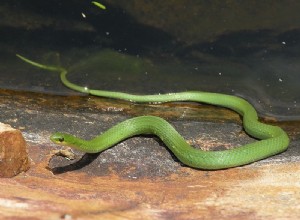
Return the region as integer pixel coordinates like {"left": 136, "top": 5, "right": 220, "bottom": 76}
{"left": 0, "top": 0, "right": 300, "bottom": 120}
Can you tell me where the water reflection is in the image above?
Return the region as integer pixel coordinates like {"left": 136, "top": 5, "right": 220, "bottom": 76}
{"left": 0, "top": 0, "right": 299, "bottom": 119}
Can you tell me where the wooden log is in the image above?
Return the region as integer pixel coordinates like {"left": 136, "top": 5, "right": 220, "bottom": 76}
{"left": 0, "top": 122, "right": 30, "bottom": 177}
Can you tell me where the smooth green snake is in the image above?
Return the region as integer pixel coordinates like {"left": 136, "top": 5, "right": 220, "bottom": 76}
{"left": 16, "top": 54, "right": 290, "bottom": 170}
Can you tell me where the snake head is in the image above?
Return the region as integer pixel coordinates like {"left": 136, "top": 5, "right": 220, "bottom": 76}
{"left": 50, "top": 132, "right": 70, "bottom": 146}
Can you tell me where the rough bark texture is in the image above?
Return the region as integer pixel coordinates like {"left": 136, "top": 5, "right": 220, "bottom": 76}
{"left": 0, "top": 122, "right": 30, "bottom": 178}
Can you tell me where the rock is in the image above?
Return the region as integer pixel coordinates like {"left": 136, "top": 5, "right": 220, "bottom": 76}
{"left": 0, "top": 122, "right": 30, "bottom": 177}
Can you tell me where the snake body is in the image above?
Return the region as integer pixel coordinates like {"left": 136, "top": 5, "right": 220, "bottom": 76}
{"left": 17, "top": 54, "right": 290, "bottom": 170}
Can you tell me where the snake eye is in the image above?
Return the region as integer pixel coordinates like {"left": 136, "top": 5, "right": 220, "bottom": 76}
{"left": 58, "top": 137, "right": 64, "bottom": 142}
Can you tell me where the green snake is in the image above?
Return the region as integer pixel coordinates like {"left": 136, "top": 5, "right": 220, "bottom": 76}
{"left": 16, "top": 54, "right": 290, "bottom": 170}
